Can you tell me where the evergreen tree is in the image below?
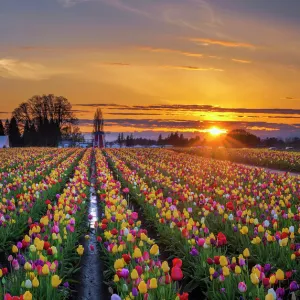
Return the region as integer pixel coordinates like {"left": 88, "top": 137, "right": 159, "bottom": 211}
{"left": 30, "top": 123, "right": 37, "bottom": 146}
{"left": 0, "top": 120, "right": 4, "bottom": 135}
{"left": 120, "top": 133, "right": 124, "bottom": 147}
{"left": 129, "top": 133, "right": 134, "bottom": 146}
{"left": 126, "top": 135, "right": 130, "bottom": 147}
{"left": 8, "top": 117, "right": 22, "bottom": 147}
{"left": 4, "top": 119, "right": 10, "bottom": 136}
{"left": 158, "top": 134, "right": 163, "bottom": 145}
{"left": 117, "top": 133, "right": 121, "bottom": 147}
{"left": 23, "top": 120, "right": 31, "bottom": 146}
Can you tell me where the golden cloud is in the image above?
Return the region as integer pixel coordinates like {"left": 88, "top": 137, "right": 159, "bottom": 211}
{"left": 137, "top": 46, "right": 203, "bottom": 57}
{"left": 190, "top": 38, "right": 256, "bottom": 49}
{"left": 232, "top": 58, "right": 252, "bottom": 64}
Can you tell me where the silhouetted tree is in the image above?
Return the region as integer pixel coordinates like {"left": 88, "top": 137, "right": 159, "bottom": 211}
{"left": 225, "top": 129, "right": 260, "bottom": 147}
{"left": 117, "top": 133, "right": 122, "bottom": 147}
{"left": 0, "top": 120, "right": 4, "bottom": 136}
{"left": 61, "top": 125, "right": 84, "bottom": 146}
{"left": 30, "top": 123, "right": 38, "bottom": 146}
{"left": 4, "top": 119, "right": 10, "bottom": 136}
{"left": 125, "top": 135, "right": 130, "bottom": 147}
{"left": 12, "top": 94, "right": 78, "bottom": 146}
{"left": 120, "top": 133, "right": 125, "bottom": 147}
{"left": 158, "top": 134, "right": 163, "bottom": 145}
{"left": 23, "top": 120, "right": 31, "bottom": 146}
{"left": 8, "top": 117, "right": 22, "bottom": 147}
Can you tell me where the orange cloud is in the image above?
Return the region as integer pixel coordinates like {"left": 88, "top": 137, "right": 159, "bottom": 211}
{"left": 102, "top": 62, "right": 131, "bottom": 66}
{"left": 137, "top": 46, "right": 203, "bottom": 57}
{"left": 190, "top": 38, "right": 256, "bottom": 49}
{"left": 99, "top": 62, "right": 223, "bottom": 71}
{"left": 232, "top": 58, "right": 252, "bottom": 64}
{"left": 163, "top": 65, "right": 224, "bottom": 71}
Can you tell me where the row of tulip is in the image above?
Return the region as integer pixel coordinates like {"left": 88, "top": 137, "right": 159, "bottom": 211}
{"left": 0, "top": 149, "right": 81, "bottom": 252}
{"left": 1, "top": 149, "right": 74, "bottom": 199}
{"left": 94, "top": 149, "right": 186, "bottom": 300}
{"left": 179, "top": 147, "right": 300, "bottom": 172}
{"left": 0, "top": 148, "right": 92, "bottom": 300}
{"left": 121, "top": 149, "right": 300, "bottom": 269}
{"left": 0, "top": 149, "right": 54, "bottom": 172}
{"left": 105, "top": 149, "right": 300, "bottom": 299}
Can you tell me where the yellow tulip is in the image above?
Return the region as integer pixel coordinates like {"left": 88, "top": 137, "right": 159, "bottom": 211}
{"left": 269, "top": 275, "right": 276, "bottom": 284}
{"left": 42, "top": 264, "right": 49, "bottom": 275}
{"left": 12, "top": 245, "right": 18, "bottom": 253}
{"left": 243, "top": 248, "right": 250, "bottom": 258}
{"left": 275, "top": 269, "right": 284, "bottom": 281}
{"left": 131, "top": 269, "right": 139, "bottom": 280}
{"left": 265, "top": 294, "right": 274, "bottom": 300}
{"left": 24, "top": 262, "right": 32, "bottom": 271}
{"left": 23, "top": 291, "right": 33, "bottom": 300}
{"left": 114, "top": 259, "right": 124, "bottom": 270}
{"left": 250, "top": 273, "right": 259, "bottom": 285}
{"left": 219, "top": 256, "right": 228, "bottom": 267}
{"left": 51, "top": 275, "right": 62, "bottom": 288}
{"left": 76, "top": 245, "right": 84, "bottom": 256}
{"left": 138, "top": 281, "right": 148, "bottom": 294}
{"left": 240, "top": 226, "right": 248, "bottom": 235}
{"left": 150, "top": 244, "right": 159, "bottom": 256}
{"left": 222, "top": 266, "right": 230, "bottom": 276}
{"left": 149, "top": 278, "right": 157, "bottom": 289}
{"left": 32, "top": 277, "right": 39, "bottom": 288}
{"left": 133, "top": 248, "right": 142, "bottom": 258}
{"left": 161, "top": 261, "right": 170, "bottom": 273}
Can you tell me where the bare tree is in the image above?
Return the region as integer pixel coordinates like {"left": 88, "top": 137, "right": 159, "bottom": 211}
{"left": 93, "top": 108, "right": 104, "bottom": 133}
{"left": 13, "top": 94, "right": 77, "bottom": 132}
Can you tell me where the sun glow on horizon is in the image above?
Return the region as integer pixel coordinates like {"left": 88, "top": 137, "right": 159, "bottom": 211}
{"left": 207, "top": 127, "right": 227, "bottom": 136}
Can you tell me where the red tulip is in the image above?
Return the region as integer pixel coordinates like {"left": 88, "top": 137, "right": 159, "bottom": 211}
{"left": 165, "top": 274, "right": 171, "bottom": 284}
{"left": 226, "top": 202, "right": 234, "bottom": 211}
{"left": 122, "top": 254, "right": 131, "bottom": 264}
{"left": 171, "top": 266, "right": 183, "bottom": 281}
{"left": 214, "top": 256, "right": 220, "bottom": 265}
{"left": 178, "top": 292, "right": 189, "bottom": 300}
{"left": 217, "top": 232, "right": 227, "bottom": 246}
{"left": 172, "top": 258, "right": 182, "bottom": 268}
{"left": 263, "top": 278, "right": 270, "bottom": 287}
{"left": 111, "top": 228, "right": 118, "bottom": 235}
{"left": 207, "top": 258, "right": 214, "bottom": 265}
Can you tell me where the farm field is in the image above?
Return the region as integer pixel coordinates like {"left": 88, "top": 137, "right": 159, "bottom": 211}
{"left": 178, "top": 148, "right": 300, "bottom": 173}
{"left": 0, "top": 148, "right": 299, "bottom": 300}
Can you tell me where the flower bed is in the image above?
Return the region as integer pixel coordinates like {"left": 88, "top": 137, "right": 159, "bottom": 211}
{"left": 0, "top": 148, "right": 92, "bottom": 299}
{"left": 94, "top": 149, "right": 185, "bottom": 300}
{"left": 105, "top": 149, "right": 300, "bottom": 299}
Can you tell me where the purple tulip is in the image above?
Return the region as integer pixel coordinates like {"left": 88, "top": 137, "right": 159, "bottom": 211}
{"left": 132, "top": 288, "right": 138, "bottom": 297}
{"left": 264, "top": 264, "right": 271, "bottom": 273}
{"left": 290, "top": 281, "right": 299, "bottom": 292}
{"left": 189, "top": 247, "right": 199, "bottom": 256}
{"left": 276, "top": 287, "right": 285, "bottom": 298}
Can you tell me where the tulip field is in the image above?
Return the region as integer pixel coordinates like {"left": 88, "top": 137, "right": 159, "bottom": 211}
{"left": 0, "top": 148, "right": 300, "bottom": 300}
{"left": 179, "top": 147, "right": 300, "bottom": 172}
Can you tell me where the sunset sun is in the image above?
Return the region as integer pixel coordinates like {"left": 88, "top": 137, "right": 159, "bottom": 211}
{"left": 208, "top": 127, "right": 227, "bottom": 136}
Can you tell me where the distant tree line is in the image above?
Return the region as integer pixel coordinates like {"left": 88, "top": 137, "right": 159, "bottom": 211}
{"left": 0, "top": 94, "right": 84, "bottom": 147}
{"left": 108, "top": 129, "right": 300, "bottom": 149}
{"left": 109, "top": 132, "right": 201, "bottom": 147}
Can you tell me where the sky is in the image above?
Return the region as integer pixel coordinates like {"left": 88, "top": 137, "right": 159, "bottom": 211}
{"left": 1, "top": 0, "right": 300, "bottom": 140}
